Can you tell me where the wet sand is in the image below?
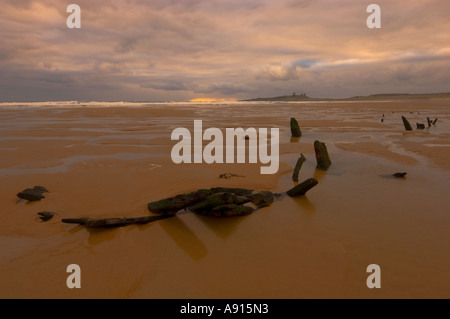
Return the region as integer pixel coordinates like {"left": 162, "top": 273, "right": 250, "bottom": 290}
{"left": 0, "top": 99, "right": 449, "bottom": 298}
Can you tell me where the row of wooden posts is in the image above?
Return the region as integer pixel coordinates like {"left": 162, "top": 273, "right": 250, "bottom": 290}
{"left": 402, "top": 116, "right": 438, "bottom": 131}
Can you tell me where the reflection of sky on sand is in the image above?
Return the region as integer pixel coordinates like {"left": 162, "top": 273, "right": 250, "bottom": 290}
{"left": 0, "top": 153, "right": 159, "bottom": 176}
{"left": 86, "top": 227, "right": 120, "bottom": 246}
{"left": 157, "top": 216, "right": 208, "bottom": 261}
{"left": 291, "top": 196, "right": 317, "bottom": 214}
{"left": 71, "top": 212, "right": 238, "bottom": 262}
{"left": 193, "top": 214, "right": 248, "bottom": 241}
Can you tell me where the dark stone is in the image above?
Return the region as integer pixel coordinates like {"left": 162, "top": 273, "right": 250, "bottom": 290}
{"left": 416, "top": 123, "right": 425, "bottom": 130}
{"left": 290, "top": 117, "right": 302, "bottom": 137}
{"left": 33, "top": 186, "right": 49, "bottom": 193}
{"left": 393, "top": 172, "right": 407, "bottom": 178}
{"left": 37, "top": 211, "right": 55, "bottom": 221}
{"left": 17, "top": 185, "right": 49, "bottom": 202}
{"left": 248, "top": 191, "right": 274, "bottom": 208}
{"left": 17, "top": 188, "right": 45, "bottom": 202}
{"left": 287, "top": 178, "right": 319, "bottom": 197}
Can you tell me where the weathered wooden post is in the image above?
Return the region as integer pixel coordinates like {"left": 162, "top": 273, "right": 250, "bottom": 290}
{"left": 290, "top": 117, "right": 302, "bottom": 137}
{"left": 287, "top": 178, "right": 319, "bottom": 197}
{"left": 401, "top": 116, "right": 413, "bottom": 131}
{"left": 314, "top": 140, "right": 332, "bottom": 170}
{"left": 292, "top": 154, "right": 306, "bottom": 182}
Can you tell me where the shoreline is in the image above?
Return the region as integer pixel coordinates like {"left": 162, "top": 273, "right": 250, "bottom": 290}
{"left": 1, "top": 94, "right": 450, "bottom": 107}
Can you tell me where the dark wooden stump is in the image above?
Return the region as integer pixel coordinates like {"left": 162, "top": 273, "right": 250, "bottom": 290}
{"left": 314, "top": 141, "right": 332, "bottom": 170}
{"left": 287, "top": 178, "right": 319, "bottom": 197}
{"left": 292, "top": 154, "right": 306, "bottom": 182}
{"left": 290, "top": 117, "right": 302, "bottom": 137}
{"left": 402, "top": 116, "right": 413, "bottom": 131}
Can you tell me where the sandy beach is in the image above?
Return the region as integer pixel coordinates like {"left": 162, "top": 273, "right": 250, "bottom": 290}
{"left": 0, "top": 99, "right": 449, "bottom": 298}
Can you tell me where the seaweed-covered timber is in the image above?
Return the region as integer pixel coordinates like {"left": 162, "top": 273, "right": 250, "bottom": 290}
{"left": 292, "top": 154, "right": 306, "bottom": 182}
{"left": 147, "top": 187, "right": 253, "bottom": 215}
{"left": 148, "top": 187, "right": 274, "bottom": 217}
{"left": 61, "top": 187, "right": 280, "bottom": 228}
{"left": 61, "top": 180, "right": 318, "bottom": 228}
{"left": 62, "top": 189, "right": 277, "bottom": 228}
{"left": 401, "top": 116, "right": 413, "bottom": 131}
{"left": 247, "top": 191, "right": 274, "bottom": 208}
{"left": 314, "top": 140, "right": 332, "bottom": 170}
{"left": 61, "top": 137, "right": 326, "bottom": 227}
{"left": 196, "top": 204, "right": 254, "bottom": 217}
{"left": 286, "top": 178, "right": 319, "bottom": 197}
{"left": 290, "top": 117, "right": 302, "bottom": 137}
{"left": 188, "top": 192, "right": 251, "bottom": 214}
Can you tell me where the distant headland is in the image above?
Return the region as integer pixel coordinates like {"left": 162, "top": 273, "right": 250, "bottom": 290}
{"left": 242, "top": 92, "right": 450, "bottom": 102}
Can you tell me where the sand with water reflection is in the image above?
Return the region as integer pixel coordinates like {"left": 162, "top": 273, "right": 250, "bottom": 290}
{"left": 0, "top": 99, "right": 449, "bottom": 298}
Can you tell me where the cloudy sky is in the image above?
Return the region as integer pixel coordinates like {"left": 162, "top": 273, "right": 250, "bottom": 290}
{"left": 1, "top": 0, "right": 449, "bottom": 101}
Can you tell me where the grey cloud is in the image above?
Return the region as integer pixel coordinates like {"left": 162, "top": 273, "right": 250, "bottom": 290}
{"left": 255, "top": 63, "right": 300, "bottom": 81}
{"left": 141, "top": 0, "right": 270, "bottom": 12}
{"left": 2, "top": 0, "right": 34, "bottom": 8}
{"left": 115, "top": 38, "right": 139, "bottom": 53}
{"left": 140, "top": 80, "right": 192, "bottom": 91}
{"left": 397, "top": 53, "right": 450, "bottom": 64}
{"left": 293, "top": 59, "right": 320, "bottom": 68}
{"left": 1, "top": 0, "right": 449, "bottom": 101}
{"left": 194, "top": 82, "right": 249, "bottom": 95}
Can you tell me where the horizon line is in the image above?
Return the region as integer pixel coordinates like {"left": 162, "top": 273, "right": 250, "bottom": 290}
{"left": 1, "top": 91, "right": 450, "bottom": 104}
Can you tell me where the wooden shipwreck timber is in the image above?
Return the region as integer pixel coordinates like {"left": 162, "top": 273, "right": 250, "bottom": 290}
{"left": 62, "top": 182, "right": 319, "bottom": 228}
{"left": 30, "top": 117, "right": 345, "bottom": 228}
